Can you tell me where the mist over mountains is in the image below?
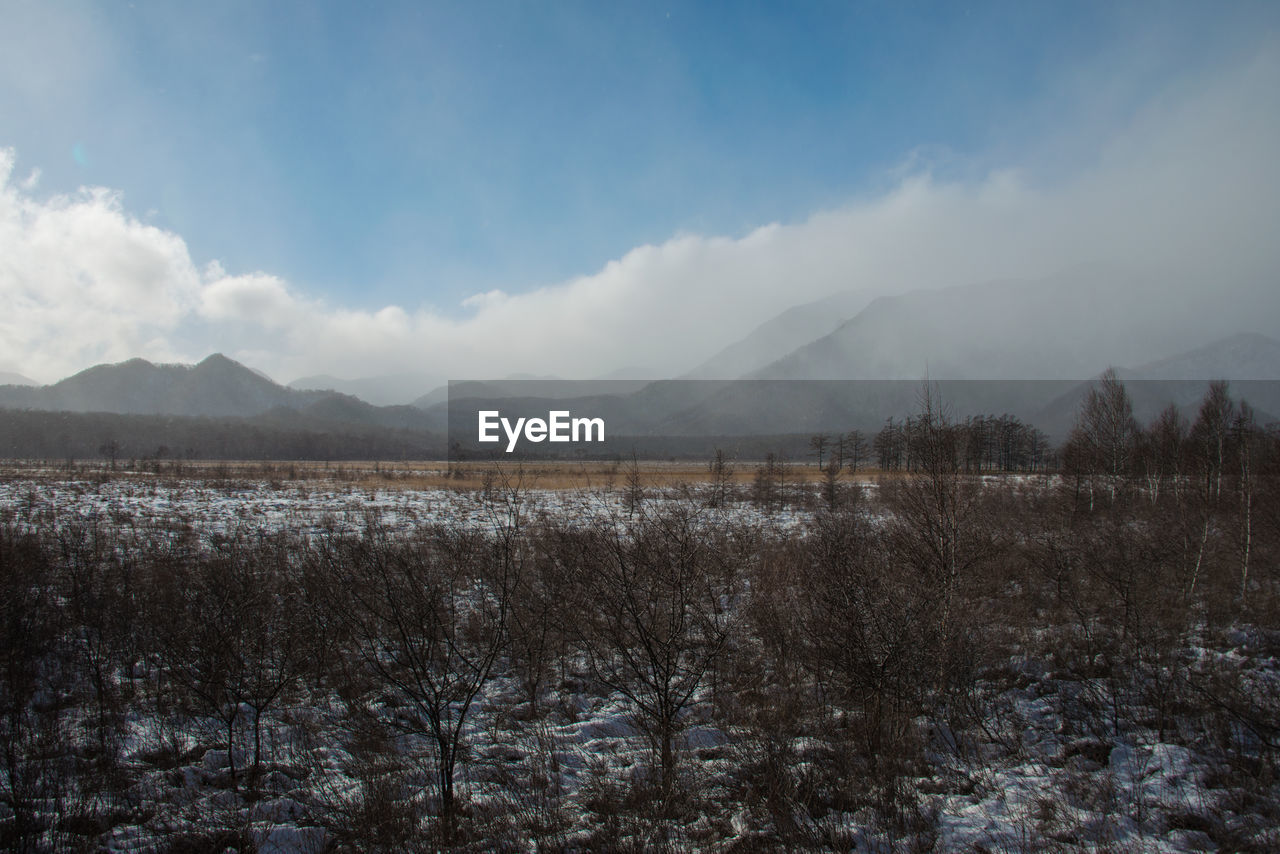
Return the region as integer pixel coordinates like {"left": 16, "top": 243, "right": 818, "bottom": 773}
{"left": 324, "top": 266, "right": 1280, "bottom": 400}
{"left": 683, "top": 290, "right": 870, "bottom": 380}
{"left": 292, "top": 267, "right": 1280, "bottom": 405}
{"left": 749, "top": 269, "right": 1277, "bottom": 381}
{"left": 0, "top": 371, "right": 35, "bottom": 387}
{"left": 287, "top": 372, "right": 442, "bottom": 407}
{"left": 2, "top": 268, "right": 1278, "bottom": 458}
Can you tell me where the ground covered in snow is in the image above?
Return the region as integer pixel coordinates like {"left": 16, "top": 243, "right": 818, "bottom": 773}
{"left": 1, "top": 465, "right": 1277, "bottom": 852}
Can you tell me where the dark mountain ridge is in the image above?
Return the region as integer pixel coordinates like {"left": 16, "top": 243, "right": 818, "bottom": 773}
{"left": 0, "top": 353, "right": 316, "bottom": 417}
{"left": 0, "top": 353, "right": 441, "bottom": 435}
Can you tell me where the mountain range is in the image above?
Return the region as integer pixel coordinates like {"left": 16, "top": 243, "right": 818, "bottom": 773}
{"left": 682, "top": 290, "right": 869, "bottom": 379}
{"left": 0, "top": 354, "right": 324, "bottom": 417}
{"left": 428, "top": 333, "right": 1280, "bottom": 447}
{"left": 2, "top": 268, "right": 1278, "bottom": 456}
{"left": 748, "top": 269, "right": 1273, "bottom": 381}
{"left": 0, "top": 353, "right": 434, "bottom": 432}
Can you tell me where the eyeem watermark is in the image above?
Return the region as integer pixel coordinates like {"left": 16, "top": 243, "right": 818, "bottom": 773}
{"left": 478, "top": 410, "right": 605, "bottom": 453}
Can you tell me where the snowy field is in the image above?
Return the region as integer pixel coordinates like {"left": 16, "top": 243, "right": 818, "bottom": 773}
{"left": 0, "top": 468, "right": 1277, "bottom": 852}
{"left": 0, "top": 474, "right": 816, "bottom": 537}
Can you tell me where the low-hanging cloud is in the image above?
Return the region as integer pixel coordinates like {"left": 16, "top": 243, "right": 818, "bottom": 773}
{"left": 198, "top": 265, "right": 297, "bottom": 329}
{"left": 2, "top": 42, "right": 1278, "bottom": 385}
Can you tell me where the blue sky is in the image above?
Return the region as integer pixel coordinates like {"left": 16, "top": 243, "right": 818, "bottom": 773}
{"left": 3, "top": 0, "right": 1263, "bottom": 308}
{"left": 2, "top": 1, "right": 1279, "bottom": 383}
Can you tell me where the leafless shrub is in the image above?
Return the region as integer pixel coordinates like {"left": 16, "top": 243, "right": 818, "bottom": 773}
{"left": 315, "top": 521, "right": 512, "bottom": 845}
{"left": 560, "top": 506, "right": 742, "bottom": 810}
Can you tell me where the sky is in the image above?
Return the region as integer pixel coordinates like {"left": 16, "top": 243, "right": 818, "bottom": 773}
{"left": 2, "top": 1, "right": 1279, "bottom": 387}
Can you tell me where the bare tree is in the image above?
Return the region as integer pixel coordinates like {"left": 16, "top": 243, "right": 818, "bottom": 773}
{"left": 832, "top": 432, "right": 847, "bottom": 470}
{"left": 873, "top": 421, "right": 902, "bottom": 471}
{"left": 799, "top": 511, "right": 935, "bottom": 779}
{"left": 0, "top": 522, "right": 66, "bottom": 850}
{"left": 885, "top": 383, "right": 997, "bottom": 657}
{"left": 846, "top": 429, "right": 869, "bottom": 472}
{"left": 98, "top": 439, "right": 120, "bottom": 471}
{"left": 1191, "top": 379, "right": 1235, "bottom": 505}
{"left": 707, "top": 448, "right": 734, "bottom": 508}
{"left": 752, "top": 453, "right": 781, "bottom": 511}
{"left": 146, "top": 550, "right": 250, "bottom": 792}
{"left": 234, "top": 541, "right": 313, "bottom": 790}
{"left": 1067, "top": 368, "right": 1139, "bottom": 506}
{"left": 1233, "top": 401, "right": 1259, "bottom": 606}
{"left": 820, "top": 459, "right": 843, "bottom": 511}
{"left": 55, "top": 519, "right": 132, "bottom": 755}
{"left": 623, "top": 450, "right": 644, "bottom": 516}
{"left": 1185, "top": 381, "right": 1237, "bottom": 599}
{"left": 567, "top": 509, "right": 739, "bottom": 806}
{"left": 809, "top": 434, "right": 829, "bottom": 469}
{"left": 504, "top": 539, "right": 566, "bottom": 718}
{"left": 1144, "top": 403, "right": 1188, "bottom": 505}
{"left": 322, "top": 523, "right": 512, "bottom": 843}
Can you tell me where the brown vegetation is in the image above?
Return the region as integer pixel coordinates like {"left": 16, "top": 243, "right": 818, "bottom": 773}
{"left": 0, "top": 377, "right": 1277, "bottom": 849}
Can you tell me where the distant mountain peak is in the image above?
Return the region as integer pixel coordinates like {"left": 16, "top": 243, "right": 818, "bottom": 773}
{"left": 748, "top": 269, "right": 1280, "bottom": 382}
{"left": 193, "top": 353, "right": 250, "bottom": 374}
{"left": 197, "top": 352, "right": 235, "bottom": 367}
{"left": 0, "top": 371, "right": 39, "bottom": 387}
{"left": 1125, "top": 332, "right": 1280, "bottom": 381}
{"left": 0, "top": 353, "right": 312, "bottom": 418}
{"left": 683, "top": 289, "right": 868, "bottom": 379}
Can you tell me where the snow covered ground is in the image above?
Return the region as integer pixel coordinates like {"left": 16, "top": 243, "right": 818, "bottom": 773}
{"left": 0, "top": 475, "right": 816, "bottom": 539}
{"left": 1, "top": 470, "right": 1276, "bottom": 852}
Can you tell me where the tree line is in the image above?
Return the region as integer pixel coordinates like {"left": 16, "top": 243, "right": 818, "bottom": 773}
{"left": 807, "top": 413, "right": 1054, "bottom": 475}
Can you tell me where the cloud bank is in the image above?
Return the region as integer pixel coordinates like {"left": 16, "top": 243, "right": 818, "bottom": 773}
{"left": 2, "top": 43, "right": 1278, "bottom": 385}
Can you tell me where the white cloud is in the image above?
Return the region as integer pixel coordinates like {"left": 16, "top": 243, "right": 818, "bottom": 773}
{"left": 460, "top": 289, "right": 509, "bottom": 311}
{"left": 1, "top": 41, "right": 1278, "bottom": 385}
{"left": 199, "top": 270, "right": 297, "bottom": 329}
{"left": 0, "top": 151, "right": 201, "bottom": 379}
